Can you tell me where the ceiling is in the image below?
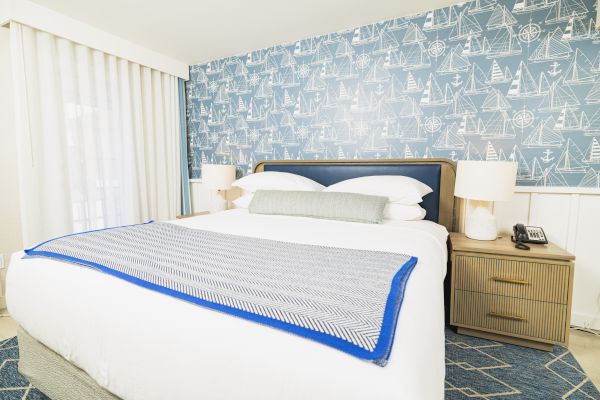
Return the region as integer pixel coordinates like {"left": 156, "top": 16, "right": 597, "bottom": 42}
{"left": 29, "top": 0, "right": 462, "bottom": 65}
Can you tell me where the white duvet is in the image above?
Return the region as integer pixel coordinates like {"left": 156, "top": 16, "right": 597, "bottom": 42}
{"left": 7, "top": 210, "right": 448, "bottom": 400}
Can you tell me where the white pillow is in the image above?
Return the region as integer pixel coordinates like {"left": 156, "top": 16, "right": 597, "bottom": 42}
{"left": 384, "top": 203, "right": 426, "bottom": 221}
{"left": 323, "top": 176, "right": 432, "bottom": 205}
{"left": 232, "top": 172, "right": 324, "bottom": 192}
{"left": 233, "top": 193, "right": 253, "bottom": 209}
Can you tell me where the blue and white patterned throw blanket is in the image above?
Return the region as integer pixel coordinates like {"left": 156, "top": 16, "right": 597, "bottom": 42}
{"left": 25, "top": 222, "right": 417, "bottom": 366}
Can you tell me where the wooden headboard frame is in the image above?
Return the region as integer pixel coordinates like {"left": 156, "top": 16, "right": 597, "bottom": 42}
{"left": 254, "top": 158, "right": 458, "bottom": 232}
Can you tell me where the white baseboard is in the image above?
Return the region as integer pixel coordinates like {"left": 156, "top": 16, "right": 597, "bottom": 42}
{"left": 571, "top": 312, "right": 600, "bottom": 331}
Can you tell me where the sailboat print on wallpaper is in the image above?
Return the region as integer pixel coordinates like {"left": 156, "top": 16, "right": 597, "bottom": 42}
{"left": 590, "top": 50, "right": 600, "bottom": 72}
{"left": 398, "top": 119, "right": 428, "bottom": 143}
{"left": 402, "top": 44, "right": 432, "bottom": 70}
{"left": 584, "top": 78, "right": 600, "bottom": 104}
{"left": 484, "top": 141, "right": 500, "bottom": 161}
{"left": 545, "top": 0, "right": 588, "bottom": 24}
{"left": 185, "top": 0, "right": 600, "bottom": 186}
{"left": 538, "top": 72, "right": 551, "bottom": 95}
{"left": 555, "top": 108, "right": 588, "bottom": 130}
{"left": 506, "top": 61, "right": 539, "bottom": 98}
{"left": 402, "top": 144, "right": 415, "bottom": 159}
{"left": 463, "top": 142, "right": 483, "bottom": 160}
{"left": 529, "top": 28, "right": 572, "bottom": 62}
{"left": 555, "top": 138, "right": 587, "bottom": 173}
{"left": 360, "top": 129, "right": 388, "bottom": 154}
{"left": 513, "top": 0, "right": 556, "bottom": 14}
{"left": 437, "top": 45, "right": 471, "bottom": 74}
{"left": 464, "top": 63, "right": 489, "bottom": 94}
{"left": 422, "top": 7, "right": 457, "bottom": 31}
{"left": 352, "top": 25, "right": 379, "bottom": 46}
{"left": 388, "top": 17, "right": 409, "bottom": 31}
{"left": 463, "top": 34, "right": 490, "bottom": 57}
{"left": 384, "top": 76, "right": 407, "bottom": 103}
{"left": 510, "top": 145, "right": 532, "bottom": 180}
{"left": 246, "top": 99, "right": 266, "bottom": 122}
{"left": 470, "top": 0, "right": 496, "bottom": 14}
{"left": 482, "top": 111, "right": 516, "bottom": 139}
{"left": 421, "top": 74, "right": 452, "bottom": 107}
{"left": 281, "top": 67, "right": 301, "bottom": 88}
{"left": 579, "top": 168, "right": 600, "bottom": 187}
{"left": 255, "top": 78, "right": 273, "bottom": 99}
{"left": 562, "top": 49, "right": 595, "bottom": 84}
{"left": 563, "top": 16, "right": 594, "bottom": 41}
{"left": 536, "top": 166, "right": 569, "bottom": 186}
{"left": 365, "top": 58, "right": 391, "bottom": 83}
{"left": 398, "top": 97, "right": 424, "bottom": 118}
{"left": 334, "top": 39, "right": 354, "bottom": 59}
{"left": 449, "top": 9, "right": 482, "bottom": 41}
{"left": 445, "top": 89, "right": 477, "bottom": 118}
{"left": 434, "top": 122, "right": 465, "bottom": 149}
{"left": 486, "top": 60, "right": 513, "bottom": 84}
{"left": 403, "top": 23, "right": 427, "bottom": 44}
{"left": 487, "top": 27, "right": 522, "bottom": 57}
{"left": 583, "top": 137, "right": 600, "bottom": 164}
{"left": 522, "top": 117, "right": 565, "bottom": 147}
{"left": 304, "top": 70, "right": 326, "bottom": 92}
{"left": 458, "top": 114, "right": 485, "bottom": 136}
{"left": 373, "top": 30, "right": 399, "bottom": 55}
{"left": 482, "top": 88, "right": 512, "bottom": 111}
{"left": 538, "top": 80, "right": 580, "bottom": 112}
{"left": 294, "top": 38, "right": 317, "bottom": 56}
{"left": 486, "top": 5, "right": 518, "bottom": 30}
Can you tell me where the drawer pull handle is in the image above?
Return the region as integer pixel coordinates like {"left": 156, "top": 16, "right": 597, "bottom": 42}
{"left": 492, "top": 276, "right": 529, "bottom": 285}
{"left": 488, "top": 312, "right": 527, "bottom": 322}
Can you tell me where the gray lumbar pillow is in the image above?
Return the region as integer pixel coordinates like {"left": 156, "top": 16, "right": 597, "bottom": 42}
{"left": 248, "top": 190, "right": 388, "bottom": 224}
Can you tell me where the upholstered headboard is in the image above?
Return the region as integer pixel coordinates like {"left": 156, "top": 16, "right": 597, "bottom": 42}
{"left": 254, "top": 159, "right": 457, "bottom": 231}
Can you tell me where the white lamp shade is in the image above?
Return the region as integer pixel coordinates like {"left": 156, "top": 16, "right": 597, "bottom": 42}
{"left": 202, "top": 164, "right": 236, "bottom": 190}
{"left": 454, "top": 161, "right": 517, "bottom": 202}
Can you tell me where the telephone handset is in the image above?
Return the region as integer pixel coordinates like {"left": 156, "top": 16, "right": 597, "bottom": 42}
{"left": 511, "top": 224, "right": 548, "bottom": 250}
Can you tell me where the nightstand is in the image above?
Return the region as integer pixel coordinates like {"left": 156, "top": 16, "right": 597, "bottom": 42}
{"left": 449, "top": 232, "right": 575, "bottom": 351}
{"left": 175, "top": 211, "right": 210, "bottom": 219}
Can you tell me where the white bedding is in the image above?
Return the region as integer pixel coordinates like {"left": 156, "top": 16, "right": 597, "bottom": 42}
{"left": 7, "top": 210, "right": 448, "bottom": 400}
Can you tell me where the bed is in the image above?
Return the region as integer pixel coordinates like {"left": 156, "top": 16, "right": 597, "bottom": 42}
{"left": 7, "top": 158, "right": 457, "bottom": 400}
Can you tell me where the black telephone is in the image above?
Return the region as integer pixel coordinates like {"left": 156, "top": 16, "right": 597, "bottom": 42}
{"left": 512, "top": 224, "right": 548, "bottom": 250}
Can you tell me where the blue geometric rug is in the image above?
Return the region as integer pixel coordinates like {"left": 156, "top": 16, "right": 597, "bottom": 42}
{"left": 0, "top": 329, "right": 598, "bottom": 399}
{"left": 0, "top": 337, "right": 46, "bottom": 399}
{"left": 445, "top": 327, "right": 600, "bottom": 399}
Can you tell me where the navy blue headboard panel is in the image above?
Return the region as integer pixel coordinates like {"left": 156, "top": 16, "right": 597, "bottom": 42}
{"left": 262, "top": 163, "right": 442, "bottom": 223}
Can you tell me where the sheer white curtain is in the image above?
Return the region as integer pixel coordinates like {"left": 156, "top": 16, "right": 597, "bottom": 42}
{"left": 10, "top": 23, "right": 181, "bottom": 247}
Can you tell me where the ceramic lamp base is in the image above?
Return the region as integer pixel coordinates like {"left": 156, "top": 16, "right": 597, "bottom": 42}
{"left": 464, "top": 200, "right": 498, "bottom": 241}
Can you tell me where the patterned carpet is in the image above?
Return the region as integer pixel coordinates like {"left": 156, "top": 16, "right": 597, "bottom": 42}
{"left": 445, "top": 328, "right": 600, "bottom": 399}
{"left": 0, "top": 329, "right": 598, "bottom": 399}
{"left": 0, "top": 337, "right": 46, "bottom": 399}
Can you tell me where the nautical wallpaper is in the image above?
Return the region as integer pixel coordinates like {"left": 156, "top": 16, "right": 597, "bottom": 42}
{"left": 186, "top": 0, "right": 600, "bottom": 187}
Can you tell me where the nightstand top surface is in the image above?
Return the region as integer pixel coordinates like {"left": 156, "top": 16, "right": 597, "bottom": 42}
{"left": 449, "top": 232, "right": 575, "bottom": 261}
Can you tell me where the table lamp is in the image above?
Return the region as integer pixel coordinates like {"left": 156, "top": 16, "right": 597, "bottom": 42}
{"left": 202, "top": 164, "right": 236, "bottom": 211}
{"left": 454, "top": 161, "right": 517, "bottom": 241}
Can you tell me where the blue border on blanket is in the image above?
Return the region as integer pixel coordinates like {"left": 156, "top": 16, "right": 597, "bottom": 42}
{"left": 25, "top": 222, "right": 418, "bottom": 366}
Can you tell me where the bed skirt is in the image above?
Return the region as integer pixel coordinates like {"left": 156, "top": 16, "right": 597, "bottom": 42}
{"left": 17, "top": 325, "right": 120, "bottom": 400}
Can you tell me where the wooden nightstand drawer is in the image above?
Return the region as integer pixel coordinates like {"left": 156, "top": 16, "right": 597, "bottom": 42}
{"left": 453, "top": 254, "right": 571, "bottom": 304}
{"left": 453, "top": 291, "right": 568, "bottom": 343}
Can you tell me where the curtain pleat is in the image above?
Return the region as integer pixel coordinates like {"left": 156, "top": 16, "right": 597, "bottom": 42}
{"left": 10, "top": 22, "right": 182, "bottom": 247}
{"left": 178, "top": 78, "right": 191, "bottom": 215}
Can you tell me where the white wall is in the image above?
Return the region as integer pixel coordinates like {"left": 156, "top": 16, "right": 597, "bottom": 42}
{"left": 0, "top": 26, "right": 22, "bottom": 306}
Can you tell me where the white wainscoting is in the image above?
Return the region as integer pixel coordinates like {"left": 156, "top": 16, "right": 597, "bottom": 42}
{"left": 190, "top": 181, "right": 600, "bottom": 330}
{"left": 492, "top": 187, "right": 600, "bottom": 330}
